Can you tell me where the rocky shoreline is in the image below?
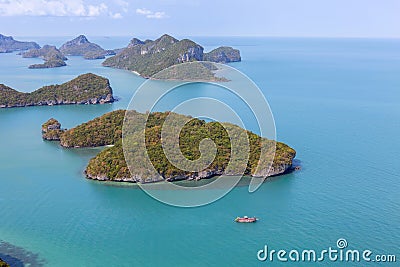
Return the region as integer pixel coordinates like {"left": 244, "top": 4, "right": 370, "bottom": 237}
{"left": 42, "top": 110, "right": 297, "bottom": 185}
{"left": 84, "top": 161, "right": 296, "bottom": 184}
{"left": 0, "top": 93, "right": 113, "bottom": 108}
{"left": 0, "top": 73, "right": 114, "bottom": 108}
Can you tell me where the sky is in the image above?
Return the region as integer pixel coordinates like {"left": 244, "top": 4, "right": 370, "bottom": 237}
{"left": 0, "top": 0, "right": 399, "bottom": 38}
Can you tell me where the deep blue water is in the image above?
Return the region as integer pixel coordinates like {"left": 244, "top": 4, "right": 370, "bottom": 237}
{"left": 0, "top": 37, "right": 399, "bottom": 266}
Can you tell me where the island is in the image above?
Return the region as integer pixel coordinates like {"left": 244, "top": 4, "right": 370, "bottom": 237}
{"left": 42, "top": 118, "right": 65, "bottom": 140}
{"left": 0, "top": 34, "right": 39, "bottom": 53}
{"left": 28, "top": 59, "right": 67, "bottom": 69}
{"left": 0, "top": 259, "right": 10, "bottom": 267}
{"left": 42, "top": 110, "right": 296, "bottom": 183}
{"left": 102, "top": 34, "right": 241, "bottom": 78}
{"left": 59, "top": 35, "right": 115, "bottom": 59}
{"left": 203, "top": 46, "right": 241, "bottom": 63}
{"left": 22, "top": 45, "right": 67, "bottom": 69}
{"left": 0, "top": 73, "right": 114, "bottom": 108}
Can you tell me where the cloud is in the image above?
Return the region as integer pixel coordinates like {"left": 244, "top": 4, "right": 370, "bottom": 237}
{"left": 146, "top": 11, "right": 167, "bottom": 19}
{"left": 0, "top": 0, "right": 110, "bottom": 17}
{"left": 136, "top": 7, "right": 168, "bottom": 19}
{"left": 110, "top": 12, "right": 122, "bottom": 19}
{"left": 87, "top": 3, "right": 107, "bottom": 17}
{"left": 136, "top": 8, "right": 152, "bottom": 15}
{"left": 114, "top": 0, "right": 128, "bottom": 12}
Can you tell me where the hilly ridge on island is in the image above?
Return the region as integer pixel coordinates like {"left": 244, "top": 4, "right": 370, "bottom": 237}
{"left": 22, "top": 45, "right": 67, "bottom": 69}
{"left": 0, "top": 34, "right": 40, "bottom": 53}
{"left": 0, "top": 73, "right": 114, "bottom": 108}
{"left": 42, "top": 110, "right": 296, "bottom": 183}
{"left": 102, "top": 34, "right": 241, "bottom": 78}
{"left": 59, "top": 35, "right": 115, "bottom": 59}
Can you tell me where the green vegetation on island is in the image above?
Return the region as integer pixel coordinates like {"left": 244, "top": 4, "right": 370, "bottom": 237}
{"left": 59, "top": 35, "right": 115, "bottom": 59}
{"left": 28, "top": 58, "right": 67, "bottom": 69}
{"left": 152, "top": 61, "right": 228, "bottom": 81}
{"left": 0, "top": 258, "right": 10, "bottom": 267}
{"left": 204, "top": 46, "right": 241, "bottom": 63}
{"left": 22, "top": 45, "right": 67, "bottom": 68}
{"left": 43, "top": 110, "right": 296, "bottom": 183}
{"left": 0, "top": 34, "right": 39, "bottom": 53}
{"left": 59, "top": 110, "right": 125, "bottom": 147}
{"left": 0, "top": 73, "right": 114, "bottom": 108}
{"left": 42, "top": 118, "right": 65, "bottom": 141}
{"left": 23, "top": 45, "right": 67, "bottom": 61}
{"left": 102, "top": 34, "right": 241, "bottom": 79}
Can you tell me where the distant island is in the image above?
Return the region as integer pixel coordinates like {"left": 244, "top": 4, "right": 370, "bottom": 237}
{"left": 0, "top": 34, "right": 39, "bottom": 53}
{"left": 102, "top": 34, "right": 241, "bottom": 78}
{"left": 17, "top": 34, "right": 117, "bottom": 68}
{"left": 42, "top": 110, "right": 296, "bottom": 183}
{"left": 0, "top": 73, "right": 114, "bottom": 108}
{"left": 6, "top": 34, "right": 240, "bottom": 74}
{"left": 203, "top": 46, "right": 241, "bottom": 63}
{"left": 22, "top": 45, "right": 67, "bottom": 69}
{"left": 59, "top": 35, "right": 115, "bottom": 59}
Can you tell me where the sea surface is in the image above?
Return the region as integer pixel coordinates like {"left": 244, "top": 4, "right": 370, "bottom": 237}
{"left": 0, "top": 37, "right": 399, "bottom": 266}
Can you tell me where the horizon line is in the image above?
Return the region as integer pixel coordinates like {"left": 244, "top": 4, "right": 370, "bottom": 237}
{"left": 10, "top": 34, "right": 400, "bottom": 40}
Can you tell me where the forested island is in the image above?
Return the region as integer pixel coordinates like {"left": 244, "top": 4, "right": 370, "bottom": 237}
{"left": 0, "top": 34, "right": 39, "bottom": 53}
{"left": 22, "top": 45, "right": 67, "bottom": 69}
{"left": 102, "top": 34, "right": 241, "bottom": 78}
{"left": 42, "top": 110, "right": 296, "bottom": 183}
{"left": 59, "top": 35, "right": 115, "bottom": 59}
{"left": 18, "top": 35, "right": 116, "bottom": 68}
{"left": 0, "top": 73, "right": 114, "bottom": 108}
{"left": 4, "top": 33, "right": 240, "bottom": 73}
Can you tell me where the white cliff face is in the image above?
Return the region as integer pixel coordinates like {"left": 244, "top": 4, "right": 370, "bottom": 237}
{"left": 85, "top": 162, "right": 294, "bottom": 183}
{"left": 177, "top": 46, "right": 204, "bottom": 63}
{"left": 252, "top": 163, "right": 293, "bottom": 177}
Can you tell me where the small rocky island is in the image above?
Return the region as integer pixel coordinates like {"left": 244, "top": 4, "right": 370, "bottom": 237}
{"left": 0, "top": 34, "right": 39, "bottom": 53}
{"left": 42, "top": 118, "right": 65, "bottom": 140}
{"left": 0, "top": 73, "right": 114, "bottom": 108}
{"left": 102, "top": 34, "right": 241, "bottom": 78}
{"left": 42, "top": 110, "right": 296, "bottom": 183}
{"left": 203, "top": 46, "right": 241, "bottom": 63}
{"left": 59, "top": 35, "right": 115, "bottom": 59}
{"left": 22, "top": 45, "right": 67, "bottom": 69}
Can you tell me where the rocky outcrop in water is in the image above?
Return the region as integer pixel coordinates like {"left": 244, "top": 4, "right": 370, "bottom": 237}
{"left": 41, "top": 118, "right": 65, "bottom": 141}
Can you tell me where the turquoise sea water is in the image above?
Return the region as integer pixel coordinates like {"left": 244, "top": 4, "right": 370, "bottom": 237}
{"left": 0, "top": 37, "right": 399, "bottom": 266}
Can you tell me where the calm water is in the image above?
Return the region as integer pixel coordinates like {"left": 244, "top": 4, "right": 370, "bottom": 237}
{"left": 0, "top": 37, "right": 399, "bottom": 266}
